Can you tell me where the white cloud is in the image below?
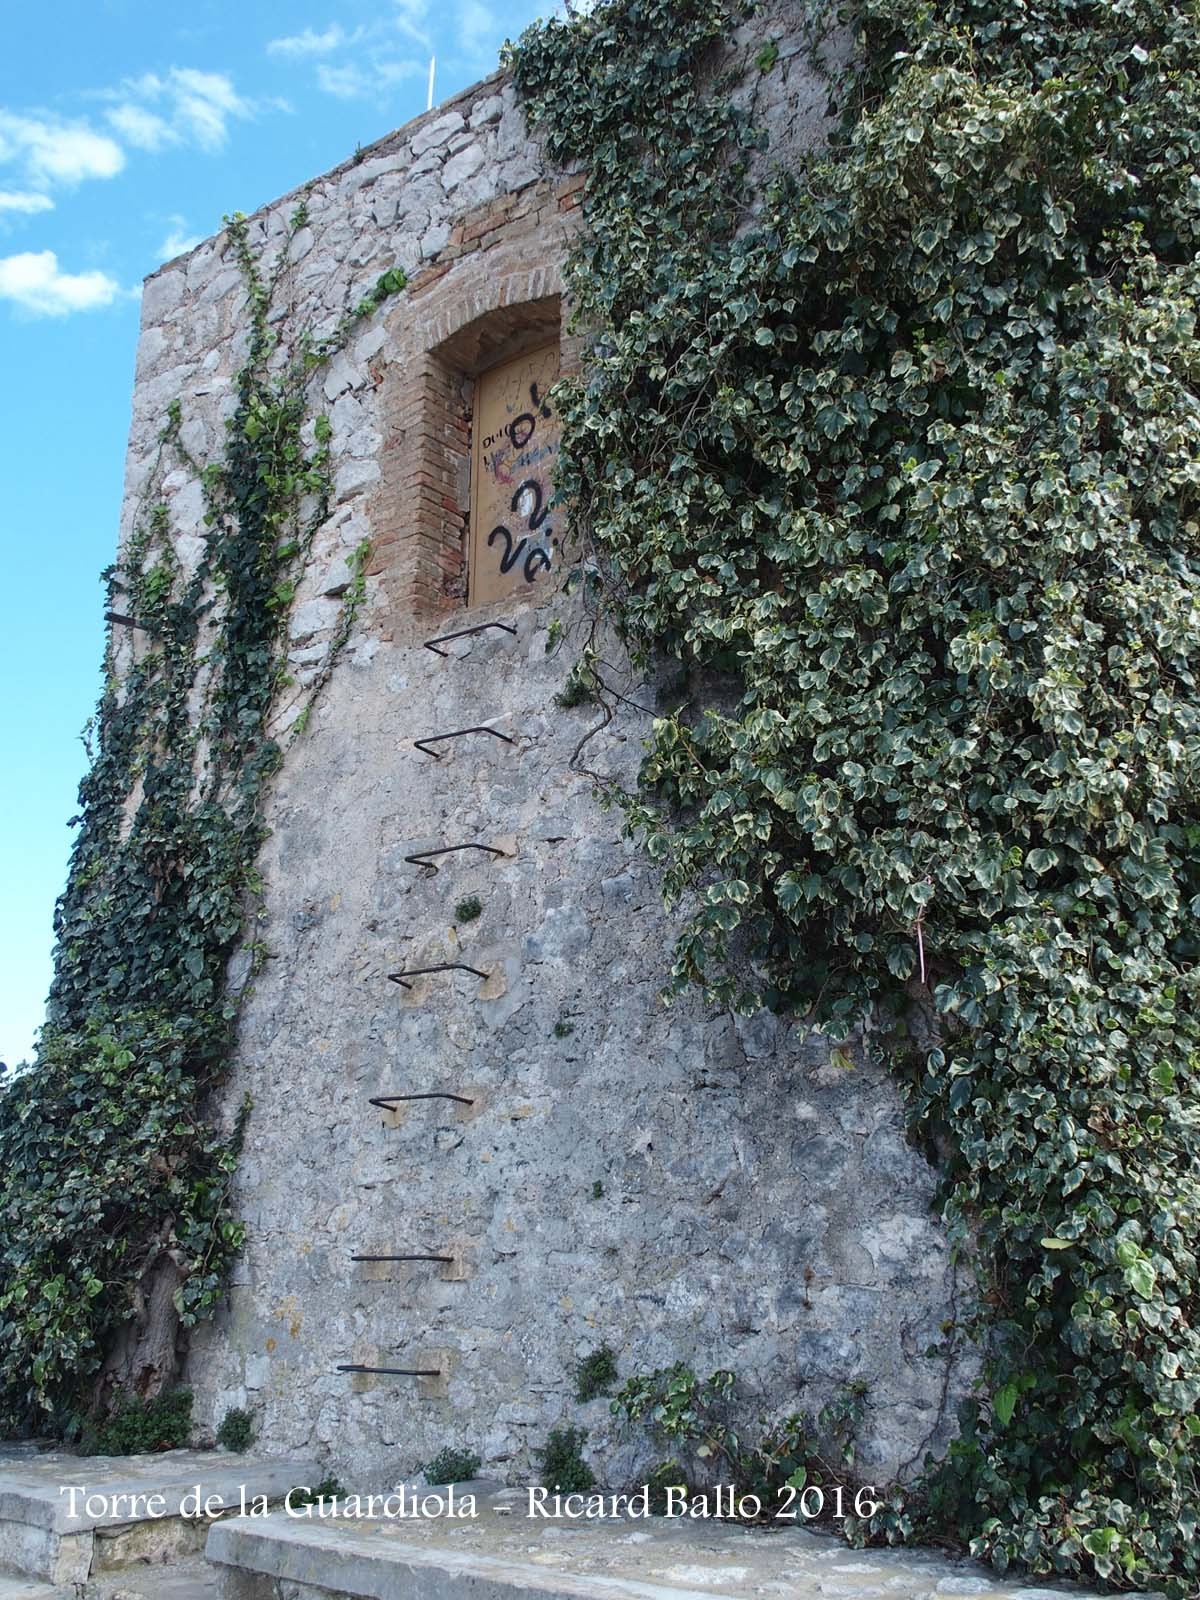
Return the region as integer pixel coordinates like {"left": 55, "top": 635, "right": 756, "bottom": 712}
{"left": 0, "top": 112, "right": 124, "bottom": 187}
{"left": 0, "top": 249, "right": 121, "bottom": 316}
{"left": 269, "top": 7, "right": 430, "bottom": 97}
{"left": 100, "top": 68, "right": 253, "bottom": 155}
{"left": 393, "top": 0, "right": 432, "bottom": 48}
{"left": 0, "top": 190, "right": 53, "bottom": 215}
{"left": 268, "top": 24, "right": 350, "bottom": 57}
{"left": 457, "top": 0, "right": 494, "bottom": 57}
{"left": 314, "top": 62, "right": 371, "bottom": 99}
{"left": 158, "top": 215, "right": 203, "bottom": 261}
{"left": 316, "top": 58, "right": 422, "bottom": 99}
{"left": 170, "top": 68, "right": 250, "bottom": 149}
{"left": 106, "top": 103, "right": 173, "bottom": 151}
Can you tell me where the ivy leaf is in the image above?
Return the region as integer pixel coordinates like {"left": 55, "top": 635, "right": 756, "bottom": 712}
{"left": 992, "top": 1382, "right": 1019, "bottom": 1428}
{"left": 1127, "top": 1261, "right": 1157, "bottom": 1299}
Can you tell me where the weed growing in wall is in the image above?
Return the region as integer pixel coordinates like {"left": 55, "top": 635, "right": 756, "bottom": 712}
{"left": 287, "top": 1476, "right": 346, "bottom": 1507}
{"left": 536, "top": 1427, "right": 596, "bottom": 1494}
{"left": 574, "top": 1343, "right": 618, "bottom": 1403}
{"left": 0, "top": 204, "right": 404, "bottom": 1436}
{"left": 424, "top": 1446, "right": 482, "bottom": 1485}
{"left": 216, "top": 1406, "right": 256, "bottom": 1452}
{"left": 512, "top": 0, "right": 1200, "bottom": 1589}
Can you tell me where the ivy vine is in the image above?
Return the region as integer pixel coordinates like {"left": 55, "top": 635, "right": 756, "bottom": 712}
{"left": 512, "top": 0, "right": 1200, "bottom": 1590}
{"left": 0, "top": 204, "right": 401, "bottom": 1436}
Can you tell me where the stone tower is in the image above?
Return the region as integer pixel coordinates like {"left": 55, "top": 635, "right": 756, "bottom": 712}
{"left": 115, "top": 8, "right": 966, "bottom": 1488}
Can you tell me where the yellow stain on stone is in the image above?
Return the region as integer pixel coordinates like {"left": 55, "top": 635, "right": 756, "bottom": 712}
{"left": 477, "top": 966, "right": 508, "bottom": 1001}
{"left": 265, "top": 1337, "right": 277, "bottom": 1353}
{"left": 274, "top": 1296, "right": 301, "bottom": 1331}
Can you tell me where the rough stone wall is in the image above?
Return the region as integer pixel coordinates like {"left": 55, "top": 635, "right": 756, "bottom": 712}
{"left": 114, "top": 10, "right": 971, "bottom": 1493}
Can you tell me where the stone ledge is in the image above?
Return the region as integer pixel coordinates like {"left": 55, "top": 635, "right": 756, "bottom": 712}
{"left": 0, "top": 1551, "right": 220, "bottom": 1599}
{"left": 205, "top": 1492, "right": 1109, "bottom": 1600}
{"left": 0, "top": 1447, "right": 319, "bottom": 1584}
{"left": 0, "top": 1447, "right": 320, "bottom": 1534}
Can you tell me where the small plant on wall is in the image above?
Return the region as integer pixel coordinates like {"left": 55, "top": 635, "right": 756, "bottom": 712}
{"left": 574, "top": 1343, "right": 618, "bottom": 1403}
{"left": 424, "top": 1446, "right": 482, "bottom": 1485}
{"left": 80, "top": 1389, "right": 194, "bottom": 1457}
{"left": 535, "top": 1427, "right": 595, "bottom": 1494}
{"left": 216, "top": 1406, "right": 255, "bottom": 1452}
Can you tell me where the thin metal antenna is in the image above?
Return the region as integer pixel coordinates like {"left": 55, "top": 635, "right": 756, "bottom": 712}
{"left": 426, "top": 57, "right": 436, "bottom": 111}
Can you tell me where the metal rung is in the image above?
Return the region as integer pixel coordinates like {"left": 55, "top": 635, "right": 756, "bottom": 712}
{"left": 387, "top": 963, "right": 488, "bottom": 991}
{"left": 336, "top": 1365, "right": 440, "bottom": 1377}
{"left": 403, "top": 843, "right": 510, "bottom": 871}
{"left": 413, "top": 726, "right": 515, "bottom": 759}
{"left": 370, "top": 1093, "right": 475, "bottom": 1109}
{"left": 105, "top": 611, "right": 150, "bottom": 632}
{"left": 423, "top": 622, "right": 517, "bottom": 657}
{"left": 350, "top": 1254, "right": 453, "bottom": 1264}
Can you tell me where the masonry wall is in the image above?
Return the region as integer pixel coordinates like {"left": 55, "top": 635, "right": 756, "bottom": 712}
{"left": 115, "top": 8, "right": 972, "bottom": 1492}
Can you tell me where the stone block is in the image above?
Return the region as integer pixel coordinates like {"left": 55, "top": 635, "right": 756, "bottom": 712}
{"left": 442, "top": 143, "right": 485, "bottom": 191}
{"left": 411, "top": 111, "right": 465, "bottom": 157}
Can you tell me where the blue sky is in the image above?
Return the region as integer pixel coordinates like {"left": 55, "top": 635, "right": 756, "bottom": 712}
{"left": 0, "top": 0, "right": 555, "bottom": 1068}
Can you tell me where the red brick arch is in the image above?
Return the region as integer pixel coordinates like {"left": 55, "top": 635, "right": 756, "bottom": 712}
{"left": 367, "top": 177, "right": 586, "bottom": 635}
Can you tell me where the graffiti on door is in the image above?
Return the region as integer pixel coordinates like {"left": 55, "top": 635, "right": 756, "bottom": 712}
{"left": 468, "top": 343, "right": 561, "bottom": 607}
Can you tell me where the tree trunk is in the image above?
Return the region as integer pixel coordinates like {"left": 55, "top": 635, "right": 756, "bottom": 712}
{"left": 93, "top": 1234, "right": 186, "bottom": 1414}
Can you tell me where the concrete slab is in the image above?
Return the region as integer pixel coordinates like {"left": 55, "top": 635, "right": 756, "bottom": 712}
{"left": 0, "top": 1446, "right": 319, "bottom": 1585}
{"left": 0, "top": 1445, "right": 320, "bottom": 1533}
{"left": 206, "top": 1488, "right": 1106, "bottom": 1600}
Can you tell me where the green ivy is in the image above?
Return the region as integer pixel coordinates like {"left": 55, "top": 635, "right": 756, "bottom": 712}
{"left": 613, "top": 1363, "right": 868, "bottom": 1519}
{"left": 512, "top": 0, "right": 1200, "bottom": 1589}
{"left": 0, "top": 205, "right": 404, "bottom": 1436}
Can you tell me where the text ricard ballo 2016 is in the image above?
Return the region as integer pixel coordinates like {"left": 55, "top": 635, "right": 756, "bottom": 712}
{"left": 59, "top": 1482, "right": 883, "bottom": 1524}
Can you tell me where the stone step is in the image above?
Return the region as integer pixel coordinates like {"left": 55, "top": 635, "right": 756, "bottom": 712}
{"left": 205, "top": 1489, "right": 1099, "bottom": 1600}
{"left": 0, "top": 1568, "right": 60, "bottom": 1600}
{"left": 0, "top": 1445, "right": 319, "bottom": 1587}
{"left": 0, "top": 1555, "right": 220, "bottom": 1600}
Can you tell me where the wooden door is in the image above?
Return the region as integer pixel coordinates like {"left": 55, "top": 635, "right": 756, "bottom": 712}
{"left": 468, "top": 343, "right": 561, "bottom": 608}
